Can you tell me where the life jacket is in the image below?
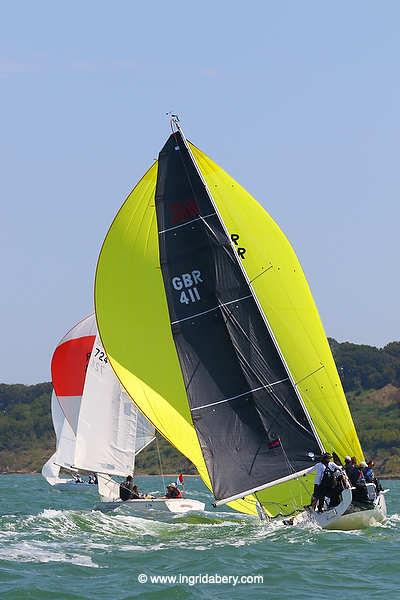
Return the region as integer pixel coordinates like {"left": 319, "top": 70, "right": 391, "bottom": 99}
{"left": 363, "top": 467, "right": 374, "bottom": 483}
{"left": 320, "top": 465, "right": 341, "bottom": 492}
{"left": 167, "top": 487, "right": 182, "bottom": 498}
{"left": 352, "top": 467, "right": 367, "bottom": 487}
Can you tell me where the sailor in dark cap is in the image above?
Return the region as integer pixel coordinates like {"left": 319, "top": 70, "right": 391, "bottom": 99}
{"left": 344, "top": 455, "right": 354, "bottom": 480}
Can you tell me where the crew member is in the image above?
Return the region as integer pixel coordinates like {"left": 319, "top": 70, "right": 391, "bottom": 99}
{"left": 311, "top": 452, "right": 343, "bottom": 512}
{"left": 363, "top": 460, "right": 374, "bottom": 483}
{"left": 165, "top": 483, "right": 182, "bottom": 499}
{"left": 344, "top": 456, "right": 354, "bottom": 480}
{"left": 120, "top": 475, "right": 138, "bottom": 501}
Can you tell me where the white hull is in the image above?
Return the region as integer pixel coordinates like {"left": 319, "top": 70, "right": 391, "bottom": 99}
{"left": 323, "top": 490, "right": 387, "bottom": 531}
{"left": 96, "top": 497, "right": 205, "bottom": 514}
{"left": 290, "top": 488, "right": 387, "bottom": 530}
{"left": 47, "top": 478, "right": 98, "bottom": 492}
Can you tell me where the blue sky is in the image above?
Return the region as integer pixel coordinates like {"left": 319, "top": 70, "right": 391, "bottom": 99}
{"left": 1, "top": 1, "right": 399, "bottom": 383}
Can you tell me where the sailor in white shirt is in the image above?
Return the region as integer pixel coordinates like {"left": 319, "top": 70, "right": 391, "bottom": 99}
{"left": 311, "top": 452, "right": 343, "bottom": 511}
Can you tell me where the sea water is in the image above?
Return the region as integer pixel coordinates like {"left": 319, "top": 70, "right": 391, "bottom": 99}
{"left": 0, "top": 475, "right": 398, "bottom": 599}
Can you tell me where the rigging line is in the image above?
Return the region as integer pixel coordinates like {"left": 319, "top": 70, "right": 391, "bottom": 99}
{"left": 255, "top": 497, "right": 270, "bottom": 522}
{"left": 185, "top": 357, "right": 202, "bottom": 394}
{"left": 255, "top": 493, "right": 299, "bottom": 518}
{"left": 158, "top": 212, "right": 216, "bottom": 234}
{"left": 254, "top": 492, "right": 291, "bottom": 519}
{"left": 249, "top": 265, "right": 273, "bottom": 284}
{"left": 248, "top": 442, "right": 265, "bottom": 476}
{"left": 223, "top": 329, "right": 309, "bottom": 434}
{"left": 257, "top": 384, "right": 315, "bottom": 438}
{"left": 279, "top": 438, "right": 296, "bottom": 475}
{"left": 155, "top": 435, "right": 166, "bottom": 493}
{"left": 170, "top": 134, "right": 227, "bottom": 248}
{"left": 139, "top": 386, "right": 212, "bottom": 495}
{"left": 169, "top": 113, "right": 180, "bottom": 133}
{"left": 278, "top": 439, "right": 300, "bottom": 513}
{"left": 222, "top": 301, "right": 321, "bottom": 438}
{"left": 191, "top": 380, "right": 290, "bottom": 412}
{"left": 294, "top": 364, "right": 326, "bottom": 387}
{"left": 296, "top": 470, "right": 314, "bottom": 498}
{"left": 219, "top": 296, "right": 274, "bottom": 372}
{"left": 255, "top": 498, "right": 289, "bottom": 508}
{"left": 171, "top": 295, "right": 253, "bottom": 325}
{"left": 192, "top": 203, "right": 222, "bottom": 240}
{"left": 220, "top": 295, "right": 296, "bottom": 392}
{"left": 278, "top": 439, "right": 314, "bottom": 513}
{"left": 220, "top": 302, "right": 314, "bottom": 436}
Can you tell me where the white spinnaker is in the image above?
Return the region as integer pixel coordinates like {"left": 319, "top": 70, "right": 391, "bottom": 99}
{"left": 55, "top": 410, "right": 77, "bottom": 470}
{"left": 51, "top": 390, "right": 64, "bottom": 443}
{"left": 41, "top": 453, "right": 60, "bottom": 483}
{"left": 42, "top": 391, "right": 77, "bottom": 483}
{"left": 73, "top": 335, "right": 155, "bottom": 476}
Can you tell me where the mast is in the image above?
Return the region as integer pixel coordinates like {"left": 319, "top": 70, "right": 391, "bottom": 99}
{"left": 169, "top": 115, "right": 325, "bottom": 456}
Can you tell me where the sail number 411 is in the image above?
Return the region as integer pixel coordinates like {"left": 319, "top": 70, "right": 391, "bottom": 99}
{"left": 172, "top": 270, "right": 202, "bottom": 305}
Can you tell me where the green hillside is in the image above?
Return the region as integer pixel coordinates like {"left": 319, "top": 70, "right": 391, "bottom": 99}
{"left": 328, "top": 339, "right": 400, "bottom": 475}
{"left": 329, "top": 339, "right": 400, "bottom": 391}
{"left": 1, "top": 339, "right": 399, "bottom": 476}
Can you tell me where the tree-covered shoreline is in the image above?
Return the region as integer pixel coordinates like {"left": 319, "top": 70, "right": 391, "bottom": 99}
{"left": 1, "top": 339, "right": 399, "bottom": 476}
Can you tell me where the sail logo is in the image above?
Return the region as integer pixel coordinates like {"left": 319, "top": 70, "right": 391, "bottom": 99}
{"left": 172, "top": 270, "right": 202, "bottom": 305}
{"left": 231, "top": 234, "right": 246, "bottom": 259}
{"left": 170, "top": 198, "right": 199, "bottom": 225}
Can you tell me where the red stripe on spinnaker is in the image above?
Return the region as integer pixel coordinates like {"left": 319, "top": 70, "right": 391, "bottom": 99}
{"left": 51, "top": 335, "right": 96, "bottom": 396}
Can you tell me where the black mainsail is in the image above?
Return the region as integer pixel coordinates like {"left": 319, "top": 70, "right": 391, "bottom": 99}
{"left": 155, "top": 130, "right": 320, "bottom": 503}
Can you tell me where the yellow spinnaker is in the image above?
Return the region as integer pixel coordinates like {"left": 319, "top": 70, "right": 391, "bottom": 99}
{"left": 95, "top": 140, "right": 363, "bottom": 518}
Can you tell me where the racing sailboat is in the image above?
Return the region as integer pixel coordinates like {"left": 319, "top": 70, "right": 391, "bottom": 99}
{"left": 43, "top": 314, "right": 98, "bottom": 490}
{"left": 94, "top": 117, "right": 387, "bottom": 529}
{"left": 83, "top": 335, "right": 204, "bottom": 514}
{"left": 45, "top": 315, "right": 156, "bottom": 495}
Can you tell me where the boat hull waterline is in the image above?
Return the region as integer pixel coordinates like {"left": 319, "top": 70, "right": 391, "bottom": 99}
{"left": 288, "top": 489, "right": 387, "bottom": 530}
{"left": 323, "top": 491, "right": 387, "bottom": 531}
{"left": 49, "top": 478, "right": 98, "bottom": 492}
{"left": 96, "top": 497, "right": 206, "bottom": 514}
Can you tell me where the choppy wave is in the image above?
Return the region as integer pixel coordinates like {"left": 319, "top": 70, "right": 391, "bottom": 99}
{"left": 0, "top": 475, "right": 399, "bottom": 599}
{"left": 0, "top": 540, "right": 98, "bottom": 567}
